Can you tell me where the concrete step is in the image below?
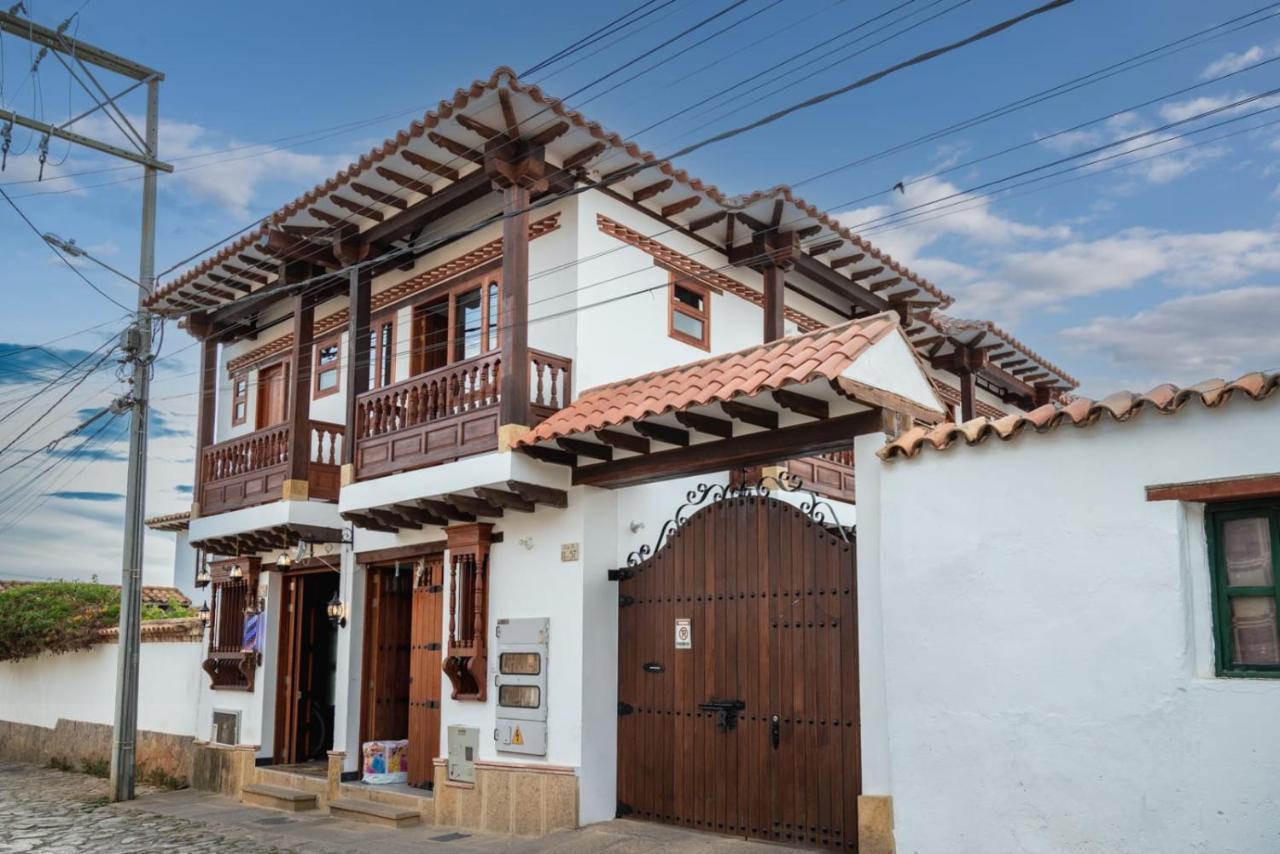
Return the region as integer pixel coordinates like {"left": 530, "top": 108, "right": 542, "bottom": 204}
{"left": 328, "top": 797, "right": 422, "bottom": 828}
{"left": 241, "top": 782, "right": 318, "bottom": 812}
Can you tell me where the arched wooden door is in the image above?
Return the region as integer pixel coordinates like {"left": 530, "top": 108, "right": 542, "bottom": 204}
{"left": 617, "top": 492, "right": 860, "bottom": 850}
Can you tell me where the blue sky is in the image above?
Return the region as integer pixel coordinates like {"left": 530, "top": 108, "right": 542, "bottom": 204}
{"left": 2, "top": 0, "right": 1278, "bottom": 582}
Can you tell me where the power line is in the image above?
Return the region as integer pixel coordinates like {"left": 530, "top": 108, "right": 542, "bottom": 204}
{"left": 521, "top": 0, "right": 666, "bottom": 77}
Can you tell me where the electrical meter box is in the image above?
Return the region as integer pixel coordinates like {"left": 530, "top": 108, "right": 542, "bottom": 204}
{"left": 447, "top": 725, "right": 478, "bottom": 783}
{"left": 494, "top": 617, "right": 548, "bottom": 756}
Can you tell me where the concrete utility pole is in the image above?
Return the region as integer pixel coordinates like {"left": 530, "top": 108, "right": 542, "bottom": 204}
{"left": 0, "top": 9, "right": 172, "bottom": 802}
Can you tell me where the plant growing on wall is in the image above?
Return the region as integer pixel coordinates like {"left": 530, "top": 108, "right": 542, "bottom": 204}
{"left": 0, "top": 582, "right": 193, "bottom": 662}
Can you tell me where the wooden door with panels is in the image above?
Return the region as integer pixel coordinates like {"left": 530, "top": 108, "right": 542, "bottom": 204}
{"left": 275, "top": 568, "right": 340, "bottom": 766}
{"left": 407, "top": 555, "right": 444, "bottom": 787}
{"left": 616, "top": 490, "right": 860, "bottom": 850}
{"left": 256, "top": 361, "right": 289, "bottom": 429}
{"left": 359, "top": 565, "right": 413, "bottom": 748}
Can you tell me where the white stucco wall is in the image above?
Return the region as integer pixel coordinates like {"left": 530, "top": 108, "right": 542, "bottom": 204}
{"left": 868, "top": 399, "right": 1280, "bottom": 854}
{"left": 0, "top": 641, "right": 202, "bottom": 737}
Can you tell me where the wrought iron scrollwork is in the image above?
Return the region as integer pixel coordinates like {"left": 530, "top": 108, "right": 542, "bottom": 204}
{"left": 626, "top": 468, "right": 851, "bottom": 567}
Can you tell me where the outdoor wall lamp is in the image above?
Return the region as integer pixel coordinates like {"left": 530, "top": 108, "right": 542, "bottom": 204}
{"left": 227, "top": 563, "right": 243, "bottom": 580}
{"left": 195, "top": 563, "right": 211, "bottom": 587}
{"left": 326, "top": 591, "right": 347, "bottom": 628}
{"left": 275, "top": 551, "right": 292, "bottom": 571}
{"left": 197, "top": 601, "right": 210, "bottom": 631}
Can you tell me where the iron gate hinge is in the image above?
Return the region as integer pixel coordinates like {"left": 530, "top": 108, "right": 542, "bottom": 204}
{"left": 617, "top": 702, "right": 634, "bottom": 716}
{"left": 619, "top": 594, "right": 635, "bottom": 607}
{"left": 607, "top": 568, "right": 634, "bottom": 582}
{"left": 616, "top": 800, "right": 633, "bottom": 818}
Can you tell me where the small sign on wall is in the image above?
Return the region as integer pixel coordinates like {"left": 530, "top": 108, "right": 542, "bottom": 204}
{"left": 675, "top": 617, "right": 692, "bottom": 650}
{"left": 560, "top": 542, "right": 579, "bottom": 562}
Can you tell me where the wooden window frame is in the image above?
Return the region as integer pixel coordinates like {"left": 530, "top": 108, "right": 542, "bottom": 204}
{"left": 667, "top": 273, "right": 711, "bottom": 351}
{"left": 230, "top": 371, "right": 249, "bottom": 427}
{"left": 369, "top": 315, "right": 397, "bottom": 390}
{"left": 1207, "top": 498, "right": 1280, "bottom": 678}
{"left": 313, "top": 334, "right": 342, "bottom": 399}
{"left": 255, "top": 358, "right": 290, "bottom": 430}
{"left": 409, "top": 270, "right": 502, "bottom": 377}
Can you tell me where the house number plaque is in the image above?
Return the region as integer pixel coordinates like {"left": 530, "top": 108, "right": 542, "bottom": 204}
{"left": 675, "top": 617, "right": 692, "bottom": 650}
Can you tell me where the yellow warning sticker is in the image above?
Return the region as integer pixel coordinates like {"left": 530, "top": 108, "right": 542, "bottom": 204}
{"left": 513, "top": 727, "right": 524, "bottom": 746}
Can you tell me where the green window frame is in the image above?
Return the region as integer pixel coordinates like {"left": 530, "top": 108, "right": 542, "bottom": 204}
{"left": 1207, "top": 499, "right": 1280, "bottom": 678}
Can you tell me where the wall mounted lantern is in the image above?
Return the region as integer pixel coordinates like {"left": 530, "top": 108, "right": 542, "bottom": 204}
{"left": 326, "top": 591, "right": 347, "bottom": 628}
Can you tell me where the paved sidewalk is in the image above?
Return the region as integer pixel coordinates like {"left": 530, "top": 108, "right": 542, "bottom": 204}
{"left": 0, "top": 762, "right": 803, "bottom": 853}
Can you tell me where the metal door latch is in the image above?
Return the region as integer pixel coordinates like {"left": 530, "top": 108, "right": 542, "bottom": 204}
{"left": 771, "top": 714, "right": 780, "bottom": 749}
{"left": 698, "top": 698, "right": 746, "bottom": 731}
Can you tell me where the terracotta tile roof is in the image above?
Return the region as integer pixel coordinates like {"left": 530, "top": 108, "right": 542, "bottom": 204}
{"left": 151, "top": 67, "right": 950, "bottom": 317}
{"left": 99, "top": 617, "right": 204, "bottom": 644}
{"left": 516, "top": 313, "right": 901, "bottom": 447}
{"left": 880, "top": 371, "right": 1280, "bottom": 461}
{"left": 927, "top": 312, "right": 1078, "bottom": 389}
{"left": 144, "top": 510, "right": 191, "bottom": 532}
{"left": 0, "top": 579, "right": 191, "bottom": 606}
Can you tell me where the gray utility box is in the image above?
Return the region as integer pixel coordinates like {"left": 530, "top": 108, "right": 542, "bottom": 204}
{"left": 493, "top": 617, "right": 549, "bottom": 756}
{"left": 447, "top": 725, "right": 478, "bottom": 784}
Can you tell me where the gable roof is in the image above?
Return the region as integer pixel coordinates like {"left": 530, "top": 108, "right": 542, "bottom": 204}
{"left": 149, "top": 67, "right": 950, "bottom": 320}
{"left": 880, "top": 372, "right": 1280, "bottom": 461}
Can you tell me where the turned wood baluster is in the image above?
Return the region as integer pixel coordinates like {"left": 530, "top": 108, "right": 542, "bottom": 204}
{"left": 551, "top": 365, "right": 562, "bottom": 408}
{"left": 408, "top": 386, "right": 420, "bottom": 426}
{"left": 533, "top": 357, "right": 544, "bottom": 408}
{"left": 473, "top": 554, "right": 487, "bottom": 648}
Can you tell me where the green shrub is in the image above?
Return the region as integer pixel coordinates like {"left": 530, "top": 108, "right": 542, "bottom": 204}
{"left": 0, "top": 582, "right": 193, "bottom": 662}
{"left": 80, "top": 757, "right": 109, "bottom": 778}
{"left": 47, "top": 756, "right": 72, "bottom": 772}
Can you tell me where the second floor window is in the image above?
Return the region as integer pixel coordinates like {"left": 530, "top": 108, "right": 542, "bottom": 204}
{"left": 668, "top": 273, "right": 710, "bottom": 350}
{"left": 230, "top": 372, "right": 248, "bottom": 426}
{"left": 1209, "top": 500, "right": 1280, "bottom": 677}
{"left": 410, "top": 274, "right": 501, "bottom": 375}
{"left": 369, "top": 318, "right": 395, "bottom": 389}
{"left": 314, "top": 335, "right": 341, "bottom": 398}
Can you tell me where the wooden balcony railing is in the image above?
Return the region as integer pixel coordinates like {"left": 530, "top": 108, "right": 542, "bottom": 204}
{"left": 353, "top": 349, "right": 572, "bottom": 481}
{"left": 198, "top": 420, "right": 345, "bottom": 515}
{"left": 785, "top": 449, "right": 855, "bottom": 503}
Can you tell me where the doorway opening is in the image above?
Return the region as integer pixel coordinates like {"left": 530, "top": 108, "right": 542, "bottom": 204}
{"left": 274, "top": 568, "right": 340, "bottom": 767}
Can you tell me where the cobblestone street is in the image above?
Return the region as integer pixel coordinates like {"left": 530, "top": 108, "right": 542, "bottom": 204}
{"left": 0, "top": 763, "right": 796, "bottom": 853}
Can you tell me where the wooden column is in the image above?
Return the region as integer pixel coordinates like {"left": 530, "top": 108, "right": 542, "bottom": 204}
{"left": 191, "top": 316, "right": 216, "bottom": 518}
{"left": 762, "top": 265, "right": 785, "bottom": 342}
{"left": 342, "top": 262, "right": 372, "bottom": 476}
{"left": 958, "top": 369, "right": 976, "bottom": 423}
{"left": 485, "top": 137, "right": 547, "bottom": 450}
{"left": 283, "top": 292, "right": 316, "bottom": 499}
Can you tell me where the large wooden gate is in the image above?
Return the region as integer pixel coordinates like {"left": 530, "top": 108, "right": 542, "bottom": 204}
{"left": 617, "top": 487, "right": 859, "bottom": 850}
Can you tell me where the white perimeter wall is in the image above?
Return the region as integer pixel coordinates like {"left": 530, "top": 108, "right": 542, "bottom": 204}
{"left": 868, "top": 399, "right": 1280, "bottom": 854}
{"left": 0, "top": 641, "right": 202, "bottom": 737}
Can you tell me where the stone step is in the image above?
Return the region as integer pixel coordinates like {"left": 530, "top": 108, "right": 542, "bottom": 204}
{"left": 241, "top": 782, "right": 318, "bottom": 812}
{"left": 328, "top": 797, "right": 422, "bottom": 828}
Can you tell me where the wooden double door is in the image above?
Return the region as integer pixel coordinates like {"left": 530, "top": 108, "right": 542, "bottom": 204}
{"left": 617, "top": 495, "right": 860, "bottom": 851}
{"left": 360, "top": 558, "right": 443, "bottom": 788}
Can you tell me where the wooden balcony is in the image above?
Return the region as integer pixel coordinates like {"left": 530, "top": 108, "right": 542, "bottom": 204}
{"left": 198, "top": 420, "right": 345, "bottom": 515}
{"left": 786, "top": 449, "right": 855, "bottom": 503}
{"left": 352, "top": 348, "right": 571, "bottom": 481}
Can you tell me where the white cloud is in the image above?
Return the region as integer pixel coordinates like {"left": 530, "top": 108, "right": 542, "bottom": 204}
{"left": 1058, "top": 286, "right": 1280, "bottom": 390}
{"left": 1202, "top": 45, "right": 1271, "bottom": 79}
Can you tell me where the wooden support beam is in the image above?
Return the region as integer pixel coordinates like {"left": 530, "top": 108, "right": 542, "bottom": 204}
{"left": 400, "top": 149, "right": 460, "bottom": 181}
{"left": 221, "top": 264, "right": 269, "bottom": 284}
{"left": 504, "top": 480, "right": 569, "bottom": 508}
{"left": 307, "top": 206, "right": 346, "bottom": 228}
{"left": 286, "top": 288, "right": 315, "bottom": 484}
{"left": 330, "top": 194, "right": 384, "bottom": 222}
{"left": 418, "top": 499, "right": 475, "bottom": 523}
{"left": 445, "top": 493, "right": 504, "bottom": 517}
{"left": 808, "top": 239, "right": 843, "bottom": 256}
{"left": 498, "top": 91, "right": 520, "bottom": 135}
{"left": 456, "top": 113, "right": 501, "bottom": 139}
{"left": 375, "top": 165, "right": 434, "bottom": 194}
{"left": 595, "top": 429, "right": 650, "bottom": 455}
{"left": 830, "top": 253, "right": 865, "bottom": 269}
{"left": 528, "top": 120, "right": 570, "bottom": 147}
{"left": 474, "top": 487, "right": 536, "bottom": 513}
{"left": 632, "top": 420, "right": 689, "bottom": 447}
{"left": 721, "top": 399, "right": 779, "bottom": 429}
{"left": 522, "top": 444, "right": 577, "bottom": 467}
{"left": 427, "top": 131, "right": 484, "bottom": 164}
{"left": 236, "top": 254, "right": 276, "bottom": 272}
{"left": 1000, "top": 359, "right": 1028, "bottom": 369}
{"left": 887, "top": 288, "right": 920, "bottom": 303}
{"left": 343, "top": 266, "right": 371, "bottom": 465}
{"left": 763, "top": 264, "right": 785, "bottom": 342}
{"left": 958, "top": 369, "right": 976, "bottom": 422}
{"left": 562, "top": 141, "right": 605, "bottom": 171}
{"left": 363, "top": 171, "right": 491, "bottom": 248}
{"left": 661, "top": 196, "right": 701, "bottom": 218}
{"left": 558, "top": 437, "right": 612, "bottom": 461}
{"left": 790, "top": 253, "right": 889, "bottom": 315}
{"left": 769, "top": 198, "right": 785, "bottom": 228}
{"left": 394, "top": 503, "right": 448, "bottom": 527}
{"left": 771, "top": 389, "right": 829, "bottom": 419}
{"left": 688, "top": 210, "right": 727, "bottom": 232}
{"left": 674, "top": 410, "right": 733, "bottom": 439}
{"left": 195, "top": 278, "right": 241, "bottom": 299}
{"left": 848, "top": 265, "right": 886, "bottom": 282}
{"left": 371, "top": 507, "right": 420, "bottom": 530}
{"left": 795, "top": 225, "right": 823, "bottom": 240}
{"left": 351, "top": 182, "right": 409, "bottom": 210}
{"left": 632, "top": 179, "right": 673, "bottom": 203}
{"left": 574, "top": 410, "right": 883, "bottom": 489}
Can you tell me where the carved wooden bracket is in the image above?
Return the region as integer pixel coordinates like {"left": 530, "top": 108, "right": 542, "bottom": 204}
{"left": 443, "top": 522, "right": 494, "bottom": 701}
{"left": 484, "top": 137, "right": 548, "bottom": 193}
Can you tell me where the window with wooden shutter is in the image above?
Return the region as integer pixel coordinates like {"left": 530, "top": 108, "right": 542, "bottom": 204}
{"left": 230, "top": 372, "right": 248, "bottom": 426}
{"left": 443, "top": 523, "right": 493, "bottom": 701}
{"left": 201, "top": 557, "right": 261, "bottom": 690}
{"left": 668, "top": 273, "right": 710, "bottom": 350}
{"left": 1208, "top": 500, "right": 1280, "bottom": 677}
